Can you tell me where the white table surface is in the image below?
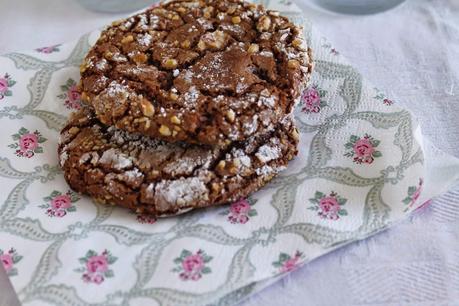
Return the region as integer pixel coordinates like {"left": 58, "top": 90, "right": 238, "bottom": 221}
{"left": 1, "top": 0, "right": 459, "bottom": 305}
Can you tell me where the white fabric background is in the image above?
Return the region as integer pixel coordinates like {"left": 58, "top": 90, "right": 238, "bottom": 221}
{"left": 0, "top": 0, "right": 458, "bottom": 305}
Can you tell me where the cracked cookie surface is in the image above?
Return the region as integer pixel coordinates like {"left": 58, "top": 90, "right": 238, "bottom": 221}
{"left": 58, "top": 107, "right": 298, "bottom": 217}
{"left": 79, "top": 0, "right": 312, "bottom": 146}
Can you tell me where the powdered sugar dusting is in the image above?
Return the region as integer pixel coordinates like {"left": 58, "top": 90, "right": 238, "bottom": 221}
{"left": 107, "top": 125, "right": 164, "bottom": 150}
{"left": 79, "top": 152, "right": 99, "bottom": 166}
{"left": 259, "top": 89, "right": 276, "bottom": 107}
{"left": 121, "top": 18, "right": 134, "bottom": 30}
{"left": 111, "top": 53, "right": 127, "bottom": 63}
{"left": 138, "top": 14, "right": 149, "bottom": 30}
{"left": 259, "top": 50, "right": 273, "bottom": 57}
{"left": 59, "top": 150, "right": 68, "bottom": 167}
{"left": 239, "top": 155, "right": 252, "bottom": 168}
{"left": 259, "top": 109, "right": 274, "bottom": 127}
{"left": 106, "top": 81, "right": 130, "bottom": 98}
{"left": 150, "top": 14, "right": 160, "bottom": 29}
{"left": 163, "top": 159, "right": 194, "bottom": 175}
{"left": 155, "top": 177, "right": 208, "bottom": 211}
{"left": 183, "top": 70, "right": 193, "bottom": 83}
{"left": 196, "top": 18, "right": 214, "bottom": 30}
{"left": 256, "top": 165, "right": 275, "bottom": 176}
{"left": 124, "top": 168, "right": 143, "bottom": 180}
{"left": 220, "top": 23, "right": 243, "bottom": 35}
{"left": 183, "top": 86, "right": 199, "bottom": 107}
{"left": 256, "top": 143, "right": 281, "bottom": 163}
{"left": 242, "top": 114, "right": 259, "bottom": 135}
{"left": 79, "top": 152, "right": 91, "bottom": 165}
{"left": 120, "top": 168, "right": 144, "bottom": 187}
{"left": 236, "top": 81, "right": 249, "bottom": 94}
{"left": 260, "top": 96, "right": 275, "bottom": 107}
{"left": 194, "top": 53, "right": 228, "bottom": 91}
{"left": 163, "top": 150, "right": 215, "bottom": 176}
{"left": 232, "top": 149, "right": 252, "bottom": 168}
{"left": 99, "top": 148, "right": 133, "bottom": 170}
{"left": 260, "top": 32, "right": 272, "bottom": 40}
{"left": 137, "top": 33, "right": 152, "bottom": 46}
{"left": 95, "top": 59, "right": 108, "bottom": 71}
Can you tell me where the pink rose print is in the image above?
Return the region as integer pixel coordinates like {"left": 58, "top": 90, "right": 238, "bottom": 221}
{"left": 403, "top": 178, "right": 424, "bottom": 212}
{"left": 322, "top": 42, "right": 339, "bottom": 55}
{"left": 0, "top": 248, "right": 22, "bottom": 277}
{"left": 301, "top": 84, "right": 327, "bottom": 114}
{"left": 182, "top": 254, "right": 204, "bottom": 280}
{"left": 354, "top": 138, "right": 374, "bottom": 158}
{"left": 172, "top": 249, "right": 213, "bottom": 281}
{"left": 58, "top": 78, "right": 82, "bottom": 110}
{"left": 1, "top": 253, "right": 13, "bottom": 272}
{"left": 383, "top": 98, "right": 393, "bottom": 105}
{"left": 35, "top": 44, "right": 60, "bottom": 54}
{"left": 282, "top": 258, "right": 299, "bottom": 273}
{"left": 39, "top": 190, "right": 79, "bottom": 217}
{"left": 91, "top": 274, "right": 104, "bottom": 284}
{"left": 374, "top": 89, "right": 395, "bottom": 106}
{"left": 231, "top": 214, "right": 249, "bottom": 224}
{"left": 75, "top": 250, "right": 117, "bottom": 285}
{"left": 53, "top": 210, "right": 66, "bottom": 217}
{"left": 415, "top": 199, "right": 432, "bottom": 212}
{"left": 302, "top": 89, "right": 319, "bottom": 113}
{"left": 136, "top": 214, "right": 156, "bottom": 224}
{"left": 272, "top": 251, "right": 304, "bottom": 274}
{"left": 51, "top": 195, "right": 72, "bottom": 210}
{"left": 319, "top": 196, "right": 341, "bottom": 220}
{"left": 0, "top": 78, "right": 8, "bottom": 94}
{"left": 230, "top": 200, "right": 251, "bottom": 215}
{"left": 0, "top": 73, "right": 16, "bottom": 99}
{"left": 9, "top": 128, "right": 46, "bottom": 158}
{"left": 309, "top": 191, "right": 348, "bottom": 220}
{"left": 19, "top": 133, "right": 39, "bottom": 151}
{"left": 68, "top": 85, "right": 81, "bottom": 103}
{"left": 86, "top": 255, "right": 109, "bottom": 274}
{"left": 412, "top": 187, "right": 421, "bottom": 202}
{"left": 344, "top": 134, "right": 382, "bottom": 164}
{"left": 221, "top": 198, "right": 258, "bottom": 224}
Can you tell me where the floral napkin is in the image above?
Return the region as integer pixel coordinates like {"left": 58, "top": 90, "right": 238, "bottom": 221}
{"left": 1, "top": 1, "right": 459, "bottom": 305}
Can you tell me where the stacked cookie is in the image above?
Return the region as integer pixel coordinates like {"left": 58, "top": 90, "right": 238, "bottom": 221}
{"left": 59, "top": 0, "right": 313, "bottom": 217}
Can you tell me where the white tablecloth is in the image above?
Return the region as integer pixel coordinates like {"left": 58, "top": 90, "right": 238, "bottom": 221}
{"left": 1, "top": 0, "right": 458, "bottom": 305}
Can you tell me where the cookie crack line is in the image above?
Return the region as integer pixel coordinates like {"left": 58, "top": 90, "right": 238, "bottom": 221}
{"left": 79, "top": 0, "right": 312, "bottom": 146}
{"left": 98, "top": 51, "right": 280, "bottom": 102}
{"left": 59, "top": 107, "right": 299, "bottom": 217}
{"left": 97, "top": 27, "right": 289, "bottom": 97}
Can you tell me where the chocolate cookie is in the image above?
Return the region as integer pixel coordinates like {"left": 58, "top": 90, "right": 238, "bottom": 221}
{"left": 58, "top": 108, "right": 299, "bottom": 217}
{"left": 79, "top": 0, "right": 312, "bottom": 146}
